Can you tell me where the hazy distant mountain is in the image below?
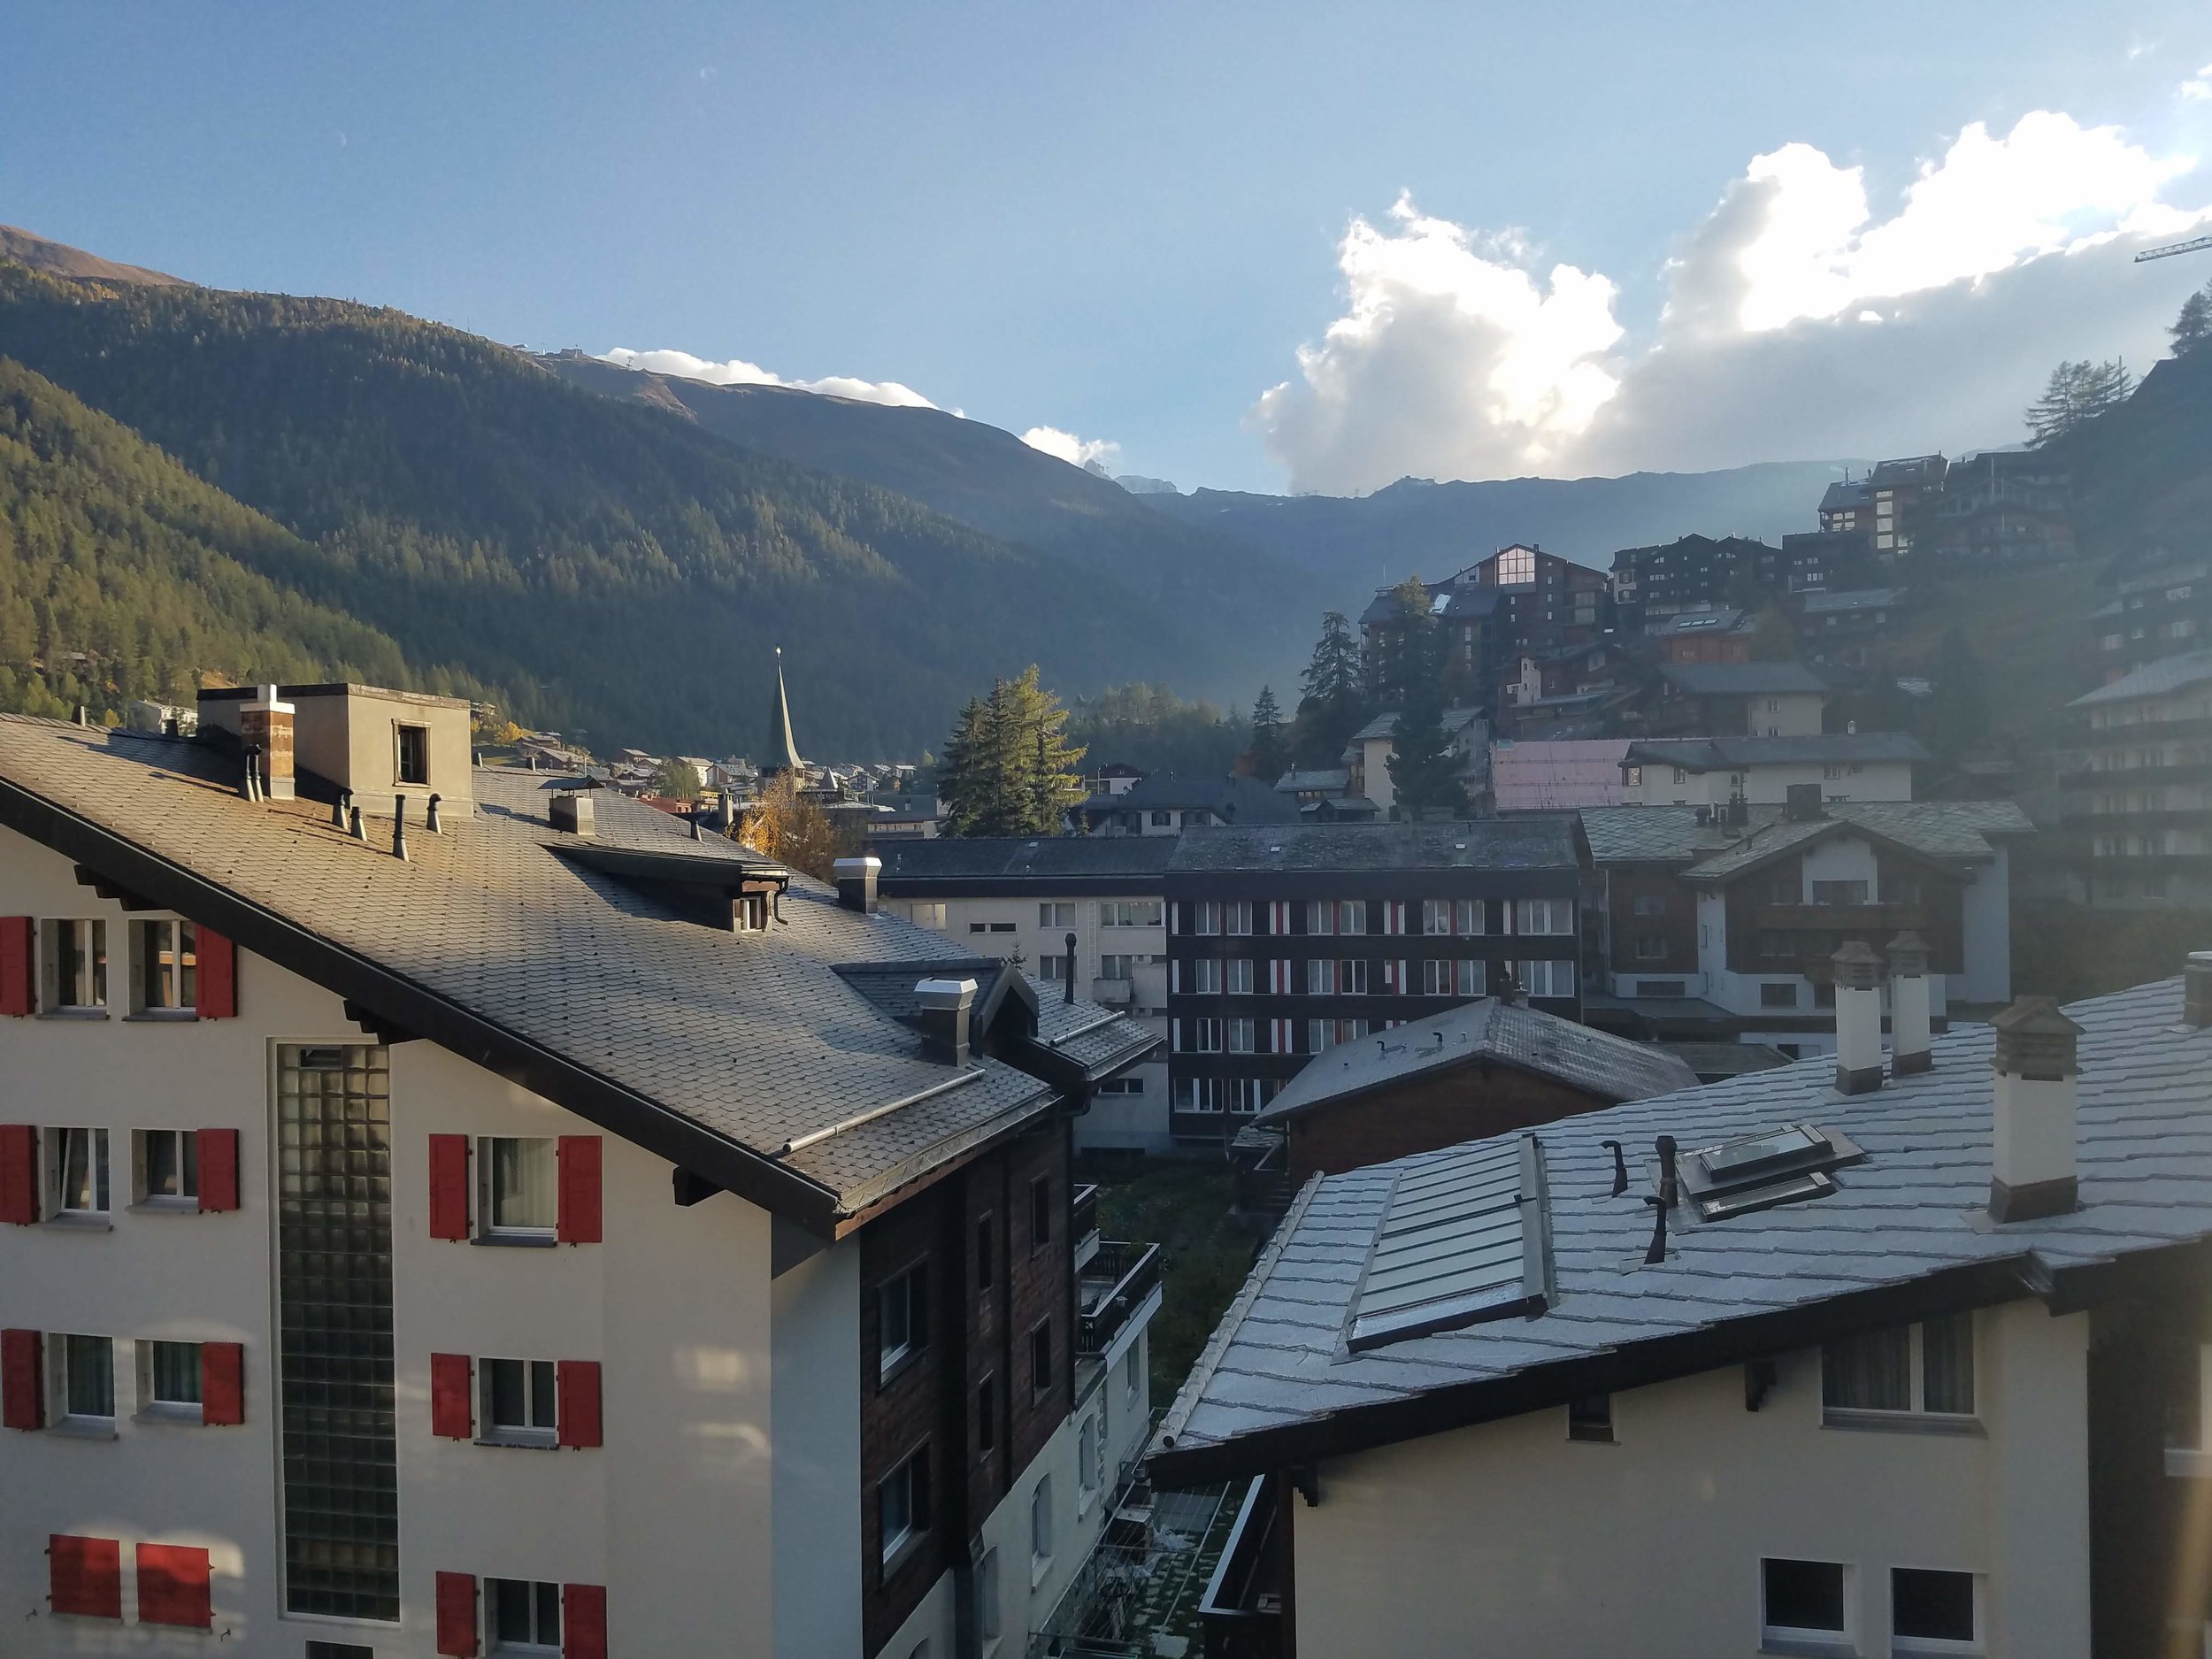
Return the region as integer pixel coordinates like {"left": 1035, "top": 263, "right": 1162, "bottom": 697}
{"left": 0, "top": 226, "right": 188, "bottom": 288}
{"left": 1115, "top": 475, "right": 1179, "bottom": 495}
{"left": 1141, "top": 462, "right": 1857, "bottom": 594}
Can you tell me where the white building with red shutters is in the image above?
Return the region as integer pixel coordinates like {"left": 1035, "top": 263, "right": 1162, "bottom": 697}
{"left": 0, "top": 684, "right": 1160, "bottom": 1659}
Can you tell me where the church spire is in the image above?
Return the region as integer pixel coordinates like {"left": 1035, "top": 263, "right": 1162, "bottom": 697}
{"left": 766, "top": 646, "right": 804, "bottom": 775}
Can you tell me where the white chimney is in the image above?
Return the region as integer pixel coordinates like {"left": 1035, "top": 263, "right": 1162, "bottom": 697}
{"left": 1831, "top": 940, "right": 1885, "bottom": 1095}
{"left": 1887, "top": 932, "right": 1933, "bottom": 1076}
{"left": 1987, "top": 996, "right": 2083, "bottom": 1223}
{"left": 2186, "top": 950, "right": 2211, "bottom": 1030}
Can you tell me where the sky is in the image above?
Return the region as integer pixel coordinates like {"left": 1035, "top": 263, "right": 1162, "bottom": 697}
{"left": 4, "top": 2, "right": 2211, "bottom": 494}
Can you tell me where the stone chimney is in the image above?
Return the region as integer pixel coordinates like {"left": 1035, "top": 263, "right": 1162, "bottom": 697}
{"left": 2186, "top": 950, "right": 2211, "bottom": 1030}
{"left": 549, "top": 791, "right": 595, "bottom": 837}
{"left": 1886, "top": 932, "right": 1934, "bottom": 1076}
{"left": 1987, "top": 996, "right": 2084, "bottom": 1223}
{"left": 1831, "top": 940, "right": 1885, "bottom": 1094}
{"left": 914, "top": 978, "right": 977, "bottom": 1067}
{"left": 241, "top": 685, "right": 296, "bottom": 801}
{"left": 833, "top": 856, "right": 881, "bottom": 914}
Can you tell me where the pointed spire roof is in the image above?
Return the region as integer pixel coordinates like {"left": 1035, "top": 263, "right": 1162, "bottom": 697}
{"left": 765, "top": 646, "right": 804, "bottom": 774}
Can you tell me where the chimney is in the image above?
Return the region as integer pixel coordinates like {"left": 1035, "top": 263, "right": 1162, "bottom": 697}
{"left": 914, "top": 978, "right": 977, "bottom": 1067}
{"left": 426, "top": 794, "right": 443, "bottom": 834}
{"left": 1785, "top": 782, "right": 1824, "bottom": 822}
{"left": 1831, "top": 940, "right": 1885, "bottom": 1094}
{"left": 392, "top": 795, "right": 411, "bottom": 862}
{"left": 550, "top": 792, "right": 596, "bottom": 837}
{"left": 241, "top": 685, "right": 296, "bottom": 801}
{"left": 1062, "top": 931, "right": 1078, "bottom": 1005}
{"left": 2186, "top": 950, "right": 2212, "bottom": 1029}
{"left": 1886, "top": 932, "right": 1934, "bottom": 1074}
{"left": 833, "top": 856, "right": 881, "bottom": 914}
{"left": 1987, "top": 996, "right": 2084, "bottom": 1223}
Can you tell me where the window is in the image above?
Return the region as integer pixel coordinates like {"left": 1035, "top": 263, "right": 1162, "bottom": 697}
{"left": 879, "top": 1447, "right": 932, "bottom": 1564}
{"left": 1379, "top": 901, "right": 1407, "bottom": 936}
{"left": 1823, "top": 1315, "right": 1974, "bottom": 1420}
{"left": 1225, "top": 901, "right": 1253, "bottom": 935}
{"left": 1038, "top": 955, "right": 1069, "bottom": 984}
{"left": 1029, "top": 1317, "right": 1054, "bottom": 1402}
{"left": 1226, "top": 1018, "right": 1256, "bottom": 1053}
{"left": 1078, "top": 1416, "right": 1099, "bottom": 1502}
{"left": 47, "top": 918, "right": 108, "bottom": 1009}
{"left": 1892, "top": 1569, "right": 1976, "bottom": 1648}
{"left": 1100, "top": 899, "right": 1161, "bottom": 928}
{"left": 1760, "top": 981, "right": 1801, "bottom": 1009}
{"left": 1635, "top": 936, "right": 1669, "bottom": 961}
{"left": 52, "top": 1127, "right": 111, "bottom": 1216}
{"left": 909, "top": 902, "right": 947, "bottom": 930}
{"left": 142, "top": 1340, "right": 203, "bottom": 1417}
{"left": 1173, "top": 1077, "right": 1223, "bottom": 1112}
{"left": 1182, "top": 958, "right": 1222, "bottom": 995}
{"left": 879, "top": 1263, "right": 929, "bottom": 1379}
{"left": 987, "top": 922, "right": 1016, "bottom": 933}
{"left": 978, "top": 1547, "right": 1002, "bottom": 1642}
{"left": 1335, "top": 900, "right": 1367, "bottom": 935}
{"left": 480, "top": 1137, "right": 557, "bottom": 1237}
{"left": 1420, "top": 899, "right": 1454, "bottom": 935}
{"left": 1633, "top": 893, "right": 1665, "bottom": 917}
{"left": 487, "top": 1578, "right": 561, "bottom": 1652}
{"left": 1040, "top": 902, "right": 1075, "bottom": 929}
{"left": 1149, "top": 810, "right": 1171, "bottom": 827}
{"left": 1176, "top": 1018, "right": 1223, "bottom": 1053}
{"left": 1494, "top": 545, "right": 1536, "bottom": 585}
{"left": 1566, "top": 1394, "right": 1613, "bottom": 1444}
{"left": 1305, "top": 958, "right": 1337, "bottom": 995}
{"left": 1030, "top": 1476, "right": 1055, "bottom": 1567}
{"left": 58, "top": 1333, "right": 115, "bottom": 1423}
{"left": 481, "top": 1358, "right": 557, "bottom": 1444}
{"left": 1512, "top": 960, "right": 1575, "bottom": 998}
{"left": 1421, "top": 958, "right": 1481, "bottom": 996}
{"left": 1098, "top": 953, "right": 1135, "bottom": 981}
{"left": 306, "top": 1645, "right": 377, "bottom": 1659}
{"left": 1030, "top": 1176, "right": 1052, "bottom": 1251}
{"left": 976, "top": 1214, "right": 995, "bottom": 1291}
{"left": 1225, "top": 958, "right": 1253, "bottom": 995}
{"left": 1456, "top": 898, "right": 1484, "bottom": 934}
{"left": 1763, "top": 1558, "right": 1847, "bottom": 1646}
{"left": 969, "top": 922, "right": 988, "bottom": 933}
{"left": 976, "top": 1375, "right": 996, "bottom": 1455}
{"left": 1125, "top": 1345, "right": 1141, "bottom": 1403}
{"left": 395, "top": 725, "right": 430, "bottom": 787}
{"left": 135, "top": 1129, "right": 199, "bottom": 1205}
{"left": 1094, "top": 1076, "right": 1144, "bottom": 1095}
{"left": 1305, "top": 899, "right": 1336, "bottom": 935}
{"left": 1190, "top": 901, "right": 1222, "bottom": 935}
{"left": 132, "top": 919, "right": 197, "bottom": 1012}
{"left": 1810, "top": 879, "right": 1868, "bottom": 905}
{"left": 1512, "top": 897, "right": 1572, "bottom": 935}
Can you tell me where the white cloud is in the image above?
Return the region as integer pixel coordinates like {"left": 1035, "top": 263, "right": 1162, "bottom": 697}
{"left": 1256, "top": 113, "right": 2209, "bottom": 491}
{"left": 2184, "top": 61, "right": 2212, "bottom": 100}
{"left": 1019, "top": 426, "right": 1123, "bottom": 470}
{"left": 596, "top": 346, "right": 939, "bottom": 409}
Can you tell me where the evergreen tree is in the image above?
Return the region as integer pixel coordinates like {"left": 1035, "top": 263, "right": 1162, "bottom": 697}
{"left": 2025, "top": 358, "right": 2135, "bottom": 446}
{"left": 936, "top": 694, "right": 998, "bottom": 837}
{"left": 936, "top": 667, "right": 1086, "bottom": 837}
{"left": 1384, "top": 599, "right": 1468, "bottom": 818}
{"left": 1248, "top": 685, "right": 1287, "bottom": 782}
{"left": 1293, "top": 610, "right": 1371, "bottom": 767}
{"left": 1005, "top": 665, "right": 1088, "bottom": 833}
{"left": 2173, "top": 281, "right": 2212, "bottom": 358}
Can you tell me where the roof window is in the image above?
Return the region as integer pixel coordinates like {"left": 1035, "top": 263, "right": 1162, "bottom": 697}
{"left": 1347, "top": 1135, "right": 1552, "bottom": 1352}
{"left": 1676, "top": 1123, "right": 1863, "bottom": 1222}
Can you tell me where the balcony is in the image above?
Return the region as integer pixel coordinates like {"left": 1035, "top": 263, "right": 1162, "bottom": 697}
{"left": 1755, "top": 902, "right": 1925, "bottom": 933}
{"left": 1079, "top": 1240, "right": 1163, "bottom": 1358}
{"left": 1072, "top": 1183, "right": 1100, "bottom": 1272}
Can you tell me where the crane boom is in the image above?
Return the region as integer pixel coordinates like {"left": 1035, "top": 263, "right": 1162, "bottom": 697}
{"left": 2136, "top": 234, "right": 2212, "bottom": 264}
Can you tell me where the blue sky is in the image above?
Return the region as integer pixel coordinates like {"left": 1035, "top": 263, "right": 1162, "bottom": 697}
{"left": 5, "top": 2, "right": 2210, "bottom": 490}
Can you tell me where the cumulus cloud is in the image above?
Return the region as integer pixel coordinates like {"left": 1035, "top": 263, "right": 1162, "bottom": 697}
{"left": 1019, "top": 426, "right": 1123, "bottom": 470}
{"left": 2184, "top": 62, "right": 2212, "bottom": 101}
{"left": 596, "top": 346, "right": 938, "bottom": 409}
{"left": 1256, "top": 113, "right": 2210, "bottom": 491}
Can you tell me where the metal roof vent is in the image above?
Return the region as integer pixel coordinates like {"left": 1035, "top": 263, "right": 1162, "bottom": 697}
{"left": 1673, "top": 1123, "right": 1864, "bottom": 1222}
{"left": 549, "top": 792, "right": 596, "bottom": 838}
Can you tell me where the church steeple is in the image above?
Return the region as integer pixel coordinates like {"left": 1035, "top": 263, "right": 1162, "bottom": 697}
{"left": 765, "top": 646, "right": 804, "bottom": 776}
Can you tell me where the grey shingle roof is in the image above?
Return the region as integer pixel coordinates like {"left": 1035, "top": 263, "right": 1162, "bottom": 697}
{"left": 1347, "top": 708, "right": 1486, "bottom": 744}
{"left": 2068, "top": 648, "right": 2212, "bottom": 707}
{"left": 1274, "top": 769, "right": 1350, "bottom": 794}
{"left": 1659, "top": 662, "right": 1832, "bottom": 696}
{"left": 1624, "top": 733, "right": 1928, "bottom": 771}
{"left": 1797, "top": 586, "right": 1907, "bottom": 614}
{"left": 872, "top": 835, "right": 1182, "bottom": 886}
{"left": 1087, "top": 772, "right": 1298, "bottom": 824}
{"left": 0, "top": 715, "right": 1148, "bottom": 1229}
{"left": 1255, "top": 998, "right": 1696, "bottom": 1124}
{"left": 1153, "top": 973, "right": 2212, "bottom": 1483}
{"left": 1578, "top": 801, "right": 2032, "bottom": 868}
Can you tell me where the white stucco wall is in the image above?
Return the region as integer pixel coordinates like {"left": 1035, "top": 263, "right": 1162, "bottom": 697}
{"left": 1629, "top": 758, "right": 1916, "bottom": 808}
{"left": 1291, "top": 1301, "right": 2087, "bottom": 1659}
{"left": 772, "top": 1239, "right": 864, "bottom": 1659}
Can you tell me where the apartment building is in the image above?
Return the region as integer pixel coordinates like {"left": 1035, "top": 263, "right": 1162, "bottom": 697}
{"left": 2091, "top": 552, "right": 2208, "bottom": 680}
{"left": 1619, "top": 733, "right": 1924, "bottom": 808}
{"left": 1607, "top": 535, "right": 1774, "bottom": 630}
{"left": 2057, "top": 649, "right": 2212, "bottom": 908}
{"left": 1789, "top": 586, "right": 1908, "bottom": 667}
{"left": 1932, "top": 449, "right": 2073, "bottom": 571}
{"left": 1072, "top": 773, "right": 1296, "bottom": 837}
{"left": 1778, "top": 529, "right": 1877, "bottom": 594}
{"left": 0, "top": 686, "right": 1159, "bottom": 1659}
{"left": 1580, "top": 795, "right": 2027, "bottom": 1054}
{"left": 1644, "top": 662, "right": 1832, "bottom": 739}
{"left": 876, "top": 821, "right": 1591, "bottom": 1148}
{"left": 1156, "top": 963, "right": 2212, "bottom": 1659}
{"left": 1362, "top": 546, "right": 1609, "bottom": 708}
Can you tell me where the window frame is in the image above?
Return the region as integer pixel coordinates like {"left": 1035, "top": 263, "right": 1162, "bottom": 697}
{"left": 1029, "top": 1316, "right": 1055, "bottom": 1403}
{"left": 480, "top": 1356, "right": 560, "bottom": 1448}
{"left": 1029, "top": 1175, "right": 1052, "bottom": 1254}
{"left": 50, "top": 1126, "right": 111, "bottom": 1219}
{"left": 1760, "top": 1557, "right": 1852, "bottom": 1653}
{"left": 53, "top": 1332, "right": 116, "bottom": 1428}
{"left": 136, "top": 1339, "right": 204, "bottom": 1425}
{"left": 479, "top": 1135, "right": 558, "bottom": 1240}
{"left": 1821, "top": 1315, "right": 1977, "bottom": 1430}
{"left": 878, "top": 1260, "right": 930, "bottom": 1383}
{"left": 133, "top": 1129, "right": 199, "bottom": 1209}
{"left": 485, "top": 1577, "right": 562, "bottom": 1655}
{"left": 44, "top": 918, "right": 110, "bottom": 1012}
{"left": 879, "top": 1444, "right": 932, "bottom": 1570}
{"left": 1889, "top": 1566, "right": 1980, "bottom": 1654}
{"left": 129, "top": 918, "right": 198, "bottom": 1016}
{"left": 395, "top": 723, "right": 431, "bottom": 788}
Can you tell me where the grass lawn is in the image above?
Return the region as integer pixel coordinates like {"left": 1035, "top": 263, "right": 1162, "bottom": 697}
{"left": 1088, "top": 1159, "right": 1257, "bottom": 1404}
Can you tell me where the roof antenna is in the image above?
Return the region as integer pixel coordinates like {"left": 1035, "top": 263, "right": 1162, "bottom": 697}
{"left": 392, "top": 795, "right": 411, "bottom": 862}
{"left": 426, "top": 793, "right": 442, "bottom": 834}
{"left": 1601, "top": 1139, "right": 1627, "bottom": 1197}
{"left": 1064, "top": 932, "right": 1078, "bottom": 1004}
{"left": 1642, "top": 1194, "right": 1670, "bottom": 1264}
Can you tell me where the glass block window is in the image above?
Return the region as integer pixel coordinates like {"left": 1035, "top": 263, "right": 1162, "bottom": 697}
{"left": 276, "top": 1043, "right": 398, "bottom": 1622}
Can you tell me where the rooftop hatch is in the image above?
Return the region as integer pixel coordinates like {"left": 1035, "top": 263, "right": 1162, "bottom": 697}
{"left": 1675, "top": 1122, "right": 1864, "bottom": 1222}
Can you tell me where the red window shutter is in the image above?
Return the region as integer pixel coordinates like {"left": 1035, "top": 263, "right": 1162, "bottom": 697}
{"left": 196, "top": 1129, "right": 240, "bottom": 1213}
{"left": 136, "top": 1543, "right": 212, "bottom": 1627}
{"left": 0, "top": 917, "right": 31, "bottom": 1016}
{"left": 557, "top": 1359, "right": 602, "bottom": 1448}
{"left": 201, "top": 1342, "right": 244, "bottom": 1425}
{"left": 557, "top": 1136, "right": 602, "bottom": 1244}
{"left": 428, "top": 1134, "right": 470, "bottom": 1240}
{"left": 431, "top": 1353, "right": 474, "bottom": 1440}
{"left": 0, "top": 1124, "right": 36, "bottom": 1225}
{"left": 4, "top": 1328, "right": 44, "bottom": 1430}
{"left": 195, "top": 927, "right": 236, "bottom": 1018}
{"left": 49, "top": 1534, "right": 121, "bottom": 1618}
{"left": 563, "top": 1583, "right": 608, "bottom": 1659}
{"left": 436, "top": 1571, "right": 480, "bottom": 1657}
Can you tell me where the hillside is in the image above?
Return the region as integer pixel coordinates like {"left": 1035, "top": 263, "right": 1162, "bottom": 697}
{"left": 0, "top": 225, "right": 187, "bottom": 288}
{"left": 0, "top": 356, "right": 454, "bottom": 716}
{"left": 2055, "top": 343, "right": 2212, "bottom": 557}
{"left": 1141, "top": 461, "right": 1854, "bottom": 589}
{"left": 0, "top": 253, "right": 1279, "bottom": 757}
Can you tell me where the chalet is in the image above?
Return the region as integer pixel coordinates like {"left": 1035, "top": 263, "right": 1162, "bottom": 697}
{"left": 1620, "top": 733, "right": 1924, "bottom": 808}
{"left": 1644, "top": 662, "right": 1832, "bottom": 739}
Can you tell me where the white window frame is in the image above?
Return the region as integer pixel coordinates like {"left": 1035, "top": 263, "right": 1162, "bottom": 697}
{"left": 1512, "top": 897, "right": 1574, "bottom": 936}
{"left": 479, "top": 1135, "right": 557, "bottom": 1239}
{"left": 1225, "top": 901, "right": 1253, "bottom": 936}
{"left": 1821, "top": 1316, "right": 1976, "bottom": 1428}
{"left": 1190, "top": 901, "right": 1222, "bottom": 936}
{"left": 136, "top": 1339, "right": 204, "bottom": 1425}
{"left": 1029, "top": 1475, "right": 1055, "bottom": 1582}
{"left": 1225, "top": 958, "right": 1253, "bottom": 996}
{"left": 1513, "top": 959, "right": 1575, "bottom": 999}
{"left": 485, "top": 1577, "right": 563, "bottom": 1655}
{"left": 1039, "top": 902, "right": 1075, "bottom": 929}
{"left": 480, "top": 1356, "right": 559, "bottom": 1448}
{"left": 1759, "top": 1557, "right": 1854, "bottom": 1655}
{"left": 133, "top": 1128, "right": 200, "bottom": 1209}
{"left": 50, "top": 1126, "right": 111, "bottom": 1219}
{"left": 1889, "top": 1566, "right": 1982, "bottom": 1656}
{"left": 129, "top": 918, "right": 198, "bottom": 1015}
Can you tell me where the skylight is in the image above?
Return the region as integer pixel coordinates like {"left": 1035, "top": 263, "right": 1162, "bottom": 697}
{"left": 1676, "top": 1123, "right": 1863, "bottom": 1222}
{"left": 1347, "top": 1136, "right": 1552, "bottom": 1352}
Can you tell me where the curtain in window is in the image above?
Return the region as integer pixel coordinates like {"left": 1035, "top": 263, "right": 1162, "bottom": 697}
{"left": 1920, "top": 1313, "right": 1975, "bottom": 1414}
{"left": 1823, "top": 1326, "right": 1910, "bottom": 1410}
{"left": 151, "top": 1341, "right": 202, "bottom": 1405}
{"left": 492, "top": 1139, "right": 557, "bottom": 1229}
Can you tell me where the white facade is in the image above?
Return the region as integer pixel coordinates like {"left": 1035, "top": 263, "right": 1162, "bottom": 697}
{"left": 1292, "top": 1300, "right": 2088, "bottom": 1658}
{"left": 1624, "top": 756, "right": 1916, "bottom": 808}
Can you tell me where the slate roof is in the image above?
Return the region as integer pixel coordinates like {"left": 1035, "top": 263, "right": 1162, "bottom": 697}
{"left": 1151, "top": 972, "right": 2212, "bottom": 1484}
{"left": 1623, "top": 733, "right": 1929, "bottom": 771}
{"left": 1274, "top": 769, "right": 1350, "bottom": 795}
{"left": 1577, "top": 801, "right": 2033, "bottom": 867}
{"left": 872, "top": 835, "right": 1181, "bottom": 886}
{"left": 1255, "top": 997, "right": 1696, "bottom": 1125}
{"left": 1659, "top": 662, "right": 1832, "bottom": 697}
{"left": 1082, "top": 772, "right": 1298, "bottom": 824}
{"left": 878, "top": 819, "right": 1586, "bottom": 882}
{"left": 2069, "top": 649, "right": 2212, "bottom": 707}
{"left": 1819, "top": 480, "right": 1870, "bottom": 513}
{"left": 1348, "top": 708, "right": 1486, "bottom": 744}
{"left": 1797, "top": 587, "right": 1908, "bottom": 615}
{"left": 0, "top": 715, "right": 1151, "bottom": 1232}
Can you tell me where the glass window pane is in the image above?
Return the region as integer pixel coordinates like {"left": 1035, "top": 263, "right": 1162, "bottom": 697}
{"left": 530, "top": 1361, "right": 557, "bottom": 1430}
{"left": 66, "top": 1334, "right": 114, "bottom": 1417}
{"left": 1921, "top": 1313, "right": 1975, "bottom": 1414}
{"left": 534, "top": 1581, "right": 561, "bottom": 1646}
{"left": 491, "top": 1138, "right": 556, "bottom": 1230}
{"left": 152, "top": 1340, "right": 202, "bottom": 1404}
{"left": 1823, "top": 1326, "right": 1910, "bottom": 1411}
{"left": 1763, "top": 1558, "right": 1845, "bottom": 1631}
{"left": 489, "top": 1359, "right": 525, "bottom": 1428}
{"left": 146, "top": 1130, "right": 179, "bottom": 1198}
{"left": 1892, "top": 1568, "right": 1974, "bottom": 1641}
{"left": 491, "top": 1578, "right": 532, "bottom": 1641}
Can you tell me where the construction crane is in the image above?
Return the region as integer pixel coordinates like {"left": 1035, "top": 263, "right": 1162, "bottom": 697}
{"left": 2135, "top": 233, "right": 2212, "bottom": 264}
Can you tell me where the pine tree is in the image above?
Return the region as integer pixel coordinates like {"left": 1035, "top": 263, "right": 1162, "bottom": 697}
{"left": 2025, "top": 358, "right": 2135, "bottom": 446}
{"left": 936, "top": 694, "right": 997, "bottom": 837}
{"left": 936, "top": 667, "right": 1087, "bottom": 836}
{"left": 1384, "top": 599, "right": 1468, "bottom": 818}
{"left": 1293, "top": 611, "right": 1371, "bottom": 767}
{"left": 1248, "top": 686, "right": 1287, "bottom": 783}
{"left": 1002, "top": 665, "right": 1088, "bottom": 833}
{"left": 2173, "top": 281, "right": 2212, "bottom": 358}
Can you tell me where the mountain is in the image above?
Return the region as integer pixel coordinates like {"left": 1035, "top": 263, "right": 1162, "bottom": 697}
{"left": 0, "top": 355, "right": 453, "bottom": 717}
{"left": 0, "top": 248, "right": 1294, "bottom": 757}
{"left": 0, "top": 226, "right": 187, "bottom": 288}
{"left": 537, "top": 352, "right": 1324, "bottom": 660}
{"left": 1138, "top": 461, "right": 1855, "bottom": 592}
{"left": 2057, "top": 344, "right": 2212, "bottom": 556}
